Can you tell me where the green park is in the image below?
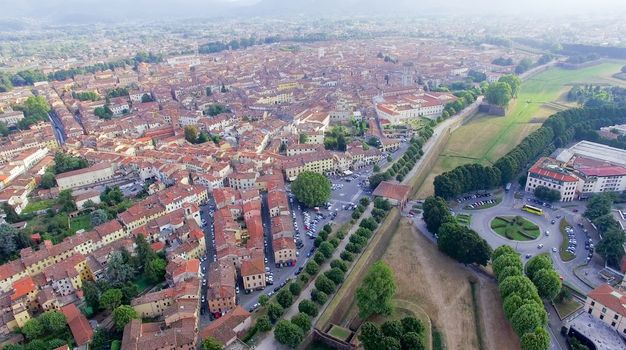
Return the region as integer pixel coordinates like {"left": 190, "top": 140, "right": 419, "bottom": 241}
{"left": 490, "top": 216, "right": 541, "bottom": 241}
{"left": 416, "top": 61, "right": 626, "bottom": 197}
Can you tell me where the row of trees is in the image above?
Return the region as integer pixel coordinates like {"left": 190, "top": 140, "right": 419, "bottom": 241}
{"left": 533, "top": 186, "right": 561, "bottom": 203}
{"left": 272, "top": 198, "right": 393, "bottom": 348}
{"left": 369, "top": 129, "right": 431, "bottom": 189}
{"left": 359, "top": 316, "right": 426, "bottom": 350}
{"left": 484, "top": 74, "right": 521, "bottom": 106}
{"left": 0, "top": 52, "right": 164, "bottom": 92}
{"left": 492, "top": 246, "right": 550, "bottom": 350}
{"left": 422, "top": 196, "right": 492, "bottom": 266}
{"left": 183, "top": 125, "right": 221, "bottom": 145}
{"left": 441, "top": 88, "right": 481, "bottom": 119}
{"left": 585, "top": 193, "right": 625, "bottom": 267}
{"left": 435, "top": 106, "right": 626, "bottom": 199}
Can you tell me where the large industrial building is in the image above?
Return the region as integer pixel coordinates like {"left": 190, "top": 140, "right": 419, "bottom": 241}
{"left": 525, "top": 141, "right": 626, "bottom": 201}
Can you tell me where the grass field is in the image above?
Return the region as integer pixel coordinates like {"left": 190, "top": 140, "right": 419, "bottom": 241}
{"left": 328, "top": 325, "right": 352, "bottom": 341}
{"left": 456, "top": 213, "right": 472, "bottom": 226}
{"left": 559, "top": 219, "right": 576, "bottom": 262}
{"left": 416, "top": 61, "right": 626, "bottom": 198}
{"left": 21, "top": 199, "right": 54, "bottom": 214}
{"left": 382, "top": 219, "right": 518, "bottom": 350}
{"left": 553, "top": 298, "right": 583, "bottom": 320}
{"left": 491, "top": 216, "right": 540, "bottom": 241}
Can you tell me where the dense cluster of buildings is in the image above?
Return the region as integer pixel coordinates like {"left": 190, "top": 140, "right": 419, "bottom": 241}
{"left": 0, "top": 36, "right": 541, "bottom": 349}
{"left": 525, "top": 141, "right": 626, "bottom": 201}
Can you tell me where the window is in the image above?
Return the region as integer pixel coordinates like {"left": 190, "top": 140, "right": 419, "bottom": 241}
{"left": 588, "top": 308, "right": 592, "bottom": 314}
{"left": 600, "top": 314, "right": 604, "bottom": 320}
{"left": 602, "top": 307, "right": 607, "bottom": 313}
{"left": 615, "top": 314, "right": 619, "bottom": 320}
{"left": 612, "top": 321, "right": 616, "bottom": 327}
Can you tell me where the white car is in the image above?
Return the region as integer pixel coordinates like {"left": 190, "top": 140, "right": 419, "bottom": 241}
{"left": 552, "top": 247, "right": 557, "bottom": 253}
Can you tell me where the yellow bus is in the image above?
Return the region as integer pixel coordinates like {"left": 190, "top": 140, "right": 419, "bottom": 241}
{"left": 522, "top": 204, "right": 543, "bottom": 216}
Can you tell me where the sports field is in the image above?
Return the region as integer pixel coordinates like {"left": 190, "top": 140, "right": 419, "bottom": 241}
{"left": 415, "top": 61, "right": 626, "bottom": 198}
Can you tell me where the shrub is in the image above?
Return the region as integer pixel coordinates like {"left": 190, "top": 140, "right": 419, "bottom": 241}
{"left": 341, "top": 251, "right": 355, "bottom": 261}
{"left": 289, "top": 281, "right": 303, "bottom": 296}
{"left": 276, "top": 289, "right": 294, "bottom": 308}
{"left": 298, "top": 299, "right": 319, "bottom": 317}
{"left": 305, "top": 261, "right": 319, "bottom": 275}
{"left": 330, "top": 259, "right": 349, "bottom": 272}
{"left": 256, "top": 315, "right": 272, "bottom": 332}
{"left": 311, "top": 289, "right": 328, "bottom": 305}
{"left": 315, "top": 274, "right": 336, "bottom": 294}
{"left": 291, "top": 313, "right": 312, "bottom": 332}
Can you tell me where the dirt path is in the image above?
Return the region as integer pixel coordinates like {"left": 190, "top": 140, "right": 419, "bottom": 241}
{"left": 382, "top": 219, "right": 519, "bottom": 350}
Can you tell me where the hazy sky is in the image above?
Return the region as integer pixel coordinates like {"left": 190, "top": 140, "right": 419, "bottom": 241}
{"left": 0, "top": 0, "right": 624, "bottom": 21}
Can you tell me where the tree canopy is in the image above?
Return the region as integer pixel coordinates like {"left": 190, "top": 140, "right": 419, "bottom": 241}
{"left": 485, "top": 81, "right": 513, "bottom": 106}
{"left": 356, "top": 261, "right": 396, "bottom": 319}
{"left": 437, "top": 222, "right": 492, "bottom": 266}
{"left": 291, "top": 171, "right": 331, "bottom": 208}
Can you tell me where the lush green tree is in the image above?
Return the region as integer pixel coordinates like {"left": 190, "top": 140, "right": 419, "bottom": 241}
{"left": 112, "top": 305, "right": 138, "bottom": 331}
{"left": 23, "top": 96, "right": 50, "bottom": 120}
{"left": 274, "top": 320, "right": 304, "bottom": 348}
{"left": 492, "top": 245, "right": 518, "bottom": 262}
{"left": 276, "top": 289, "right": 294, "bottom": 308}
{"left": 520, "top": 327, "right": 550, "bottom": 350}
{"left": 145, "top": 257, "right": 167, "bottom": 284}
{"left": 532, "top": 269, "right": 562, "bottom": 300}
{"left": 299, "top": 133, "right": 308, "bottom": 144}
{"left": 499, "top": 275, "right": 539, "bottom": 301}
{"left": 359, "top": 322, "right": 385, "bottom": 350}
{"left": 90, "top": 328, "right": 109, "bottom": 350}
{"left": 135, "top": 234, "right": 157, "bottom": 270}
{"left": 292, "top": 171, "right": 331, "bottom": 208}
{"left": 381, "top": 319, "right": 403, "bottom": 338}
{"left": 356, "top": 261, "right": 396, "bottom": 319}
{"left": 498, "top": 265, "right": 524, "bottom": 283}
{"left": 288, "top": 281, "right": 302, "bottom": 296}
{"left": 596, "top": 227, "right": 626, "bottom": 266}
{"left": 485, "top": 82, "right": 513, "bottom": 106}
{"left": 100, "top": 288, "right": 123, "bottom": 311}
{"left": 324, "top": 267, "right": 345, "bottom": 285}
{"left": 383, "top": 336, "right": 402, "bottom": 350}
{"left": 291, "top": 312, "right": 312, "bottom": 332}
{"left": 493, "top": 254, "right": 524, "bottom": 282}
{"left": 311, "top": 289, "right": 328, "bottom": 305}
{"left": 90, "top": 209, "right": 109, "bottom": 227}
{"left": 256, "top": 315, "right": 272, "bottom": 332}
{"left": 315, "top": 274, "right": 336, "bottom": 294}
{"left": 402, "top": 332, "right": 425, "bottom": 350}
{"left": 21, "top": 318, "right": 44, "bottom": 339}
{"left": 39, "top": 172, "right": 56, "bottom": 189}
{"left": 298, "top": 299, "right": 319, "bottom": 317}
{"left": 422, "top": 196, "right": 454, "bottom": 234}
{"left": 57, "top": 189, "right": 77, "bottom": 213}
{"left": 318, "top": 241, "right": 334, "bottom": 258}
{"left": 584, "top": 193, "right": 614, "bottom": 221}
{"left": 401, "top": 316, "right": 424, "bottom": 334}
{"left": 39, "top": 310, "right": 67, "bottom": 333}
{"left": 503, "top": 293, "right": 526, "bottom": 320}
{"left": 47, "top": 339, "right": 67, "bottom": 349}
{"left": 330, "top": 259, "right": 349, "bottom": 272}
{"left": 533, "top": 186, "right": 561, "bottom": 202}
{"left": 341, "top": 251, "right": 354, "bottom": 262}
{"left": 258, "top": 294, "right": 269, "bottom": 306}
{"left": 526, "top": 255, "right": 553, "bottom": 281}
{"left": 202, "top": 336, "right": 223, "bottom": 350}
{"left": 106, "top": 251, "right": 136, "bottom": 284}
{"left": 499, "top": 74, "right": 522, "bottom": 96}
{"left": 83, "top": 281, "right": 101, "bottom": 310}
{"left": 305, "top": 260, "right": 319, "bottom": 275}
{"left": 184, "top": 125, "right": 198, "bottom": 143}
{"left": 437, "top": 222, "right": 492, "bottom": 266}
{"left": 510, "top": 303, "right": 547, "bottom": 336}
{"left": 267, "top": 302, "right": 284, "bottom": 322}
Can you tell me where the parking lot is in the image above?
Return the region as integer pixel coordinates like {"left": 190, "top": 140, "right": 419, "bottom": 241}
{"left": 193, "top": 160, "right": 383, "bottom": 325}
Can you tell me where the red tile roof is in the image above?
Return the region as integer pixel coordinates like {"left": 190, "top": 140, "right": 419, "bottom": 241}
{"left": 372, "top": 181, "right": 410, "bottom": 202}
{"left": 61, "top": 303, "right": 93, "bottom": 346}
{"left": 588, "top": 284, "right": 626, "bottom": 317}
{"left": 11, "top": 276, "right": 36, "bottom": 301}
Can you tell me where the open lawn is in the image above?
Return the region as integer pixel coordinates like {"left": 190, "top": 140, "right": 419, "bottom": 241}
{"left": 382, "top": 220, "right": 518, "bottom": 350}
{"left": 491, "top": 216, "right": 540, "bottom": 241}
{"left": 70, "top": 214, "right": 92, "bottom": 233}
{"left": 328, "top": 325, "right": 352, "bottom": 341}
{"left": 416, "top": 61, "right": 626, "bottom": 197}
{"left": 21, "top": 199, "right": 54, "bottom": 214}
{"left": 553, "top": 298, "right": 583, "bottom": 320}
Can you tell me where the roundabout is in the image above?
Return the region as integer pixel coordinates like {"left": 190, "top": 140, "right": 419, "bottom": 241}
{"left": 490, "top": 215, "right": 541, "bottom": 241}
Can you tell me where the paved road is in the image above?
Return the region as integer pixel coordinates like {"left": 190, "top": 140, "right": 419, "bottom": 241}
{"left": 48, "top": 110, "right": 66, "bottom": 144}
{"left": 255, "top": 204, "right": 374, "bottom": 350}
